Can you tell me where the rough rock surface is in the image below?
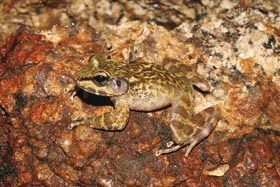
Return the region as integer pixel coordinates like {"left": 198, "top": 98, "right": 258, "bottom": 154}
{"left": 0, "top": 0, "right": 280, "bottom": 186}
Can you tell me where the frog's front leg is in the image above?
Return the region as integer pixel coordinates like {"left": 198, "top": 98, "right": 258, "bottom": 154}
{"left": 156, "top": 93, "right": 219, "bottom": 157}
{"left": 70, "top": 98, "right": 130, "bottom": 130}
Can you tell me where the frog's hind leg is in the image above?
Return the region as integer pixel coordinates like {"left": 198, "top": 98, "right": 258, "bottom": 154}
{"left": 156, "top": 117, "right": 218, "bottom": 157}
{"left": 156, "top": 93, "right": 219, "bottom": 157}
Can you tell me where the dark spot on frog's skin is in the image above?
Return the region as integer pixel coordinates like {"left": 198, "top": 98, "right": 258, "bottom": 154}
{"left": 173, "top": 120, "right": 193, "bottom": 133}
{"left": 173, "top": 105, "right": 189, "bottom": 119}
{"left": 206, "top": 107, "right": 215, "bottom": 114}
{"left": 104, "top": 117, "right": 114, "bottom": 129}
{"left": 166, "top": 65, "right": 180, "bottom": 74}
{"left": 128, "top": 81, "right": 136, "bottom": 88}
{"left": 181, "top": 95, "right": 192, "bottom": 106}
{"left": 97, "top": 90, "right": 109, "bottom": 96}
{"left": 171, "top": 120, "right": 194, "bottom": 143}
{"left": 192, "top": 113, "right": 206, "bottom": 127}
{"left": 178, "top": 64, "right": 192, "bottom": 73}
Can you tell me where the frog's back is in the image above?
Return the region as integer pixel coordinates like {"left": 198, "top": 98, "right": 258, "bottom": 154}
{"left": 123, "top": 62, "right": 192, "bottom": 111}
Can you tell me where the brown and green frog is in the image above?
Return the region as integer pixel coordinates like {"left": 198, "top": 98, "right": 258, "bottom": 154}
{"left": 70, "top": 55, "right": 220, "bottom": 157}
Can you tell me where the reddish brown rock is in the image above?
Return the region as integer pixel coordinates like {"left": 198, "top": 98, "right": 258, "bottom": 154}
{"left": 0, "top": 1, "right": 280, "bottom": 186}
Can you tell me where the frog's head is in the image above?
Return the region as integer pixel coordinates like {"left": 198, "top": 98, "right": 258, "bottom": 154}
{"left": 74, "top": 55, "right": 129, "bottom": 97}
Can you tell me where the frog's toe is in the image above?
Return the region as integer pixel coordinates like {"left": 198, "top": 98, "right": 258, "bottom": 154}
{"left": 166, "top": 141, "right": 174, "bottom": 148}
{"left": 64, "top": 87, "right": 77, "bottom": 102}
{"left": 68, "top": 119, "right": 83, "bottom": 130}
{"left": 156, "top": 140, "right": 194, "bottom": 157}
{"left": 68, "top": 123, "right": 77, "bottom": 130}
{"left": 155, "top": 138, "right": 199, "bottom": 157}
{"left": 184, "top": 139, "right": 197, "bottom": 157}
{"left": 156, "top": 144, "right": 184, "bottom": 156}
{"left": 69, "top": 91, "right": 76, "bottom": 102}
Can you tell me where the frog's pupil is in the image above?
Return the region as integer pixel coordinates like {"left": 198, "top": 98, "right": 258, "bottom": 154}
{"left": 93, "top": 75, "right": 109, "bottom": 85}
{"left": 116, "top": 79, "right": 121, "bottom": 87}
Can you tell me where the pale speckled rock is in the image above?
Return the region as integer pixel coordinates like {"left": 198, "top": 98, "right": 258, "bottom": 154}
{"left": 1, "top": 0, "right": 280, "bottom": 186}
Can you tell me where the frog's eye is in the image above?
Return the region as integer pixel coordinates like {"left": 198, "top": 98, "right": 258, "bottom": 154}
{"left": 93, "top": 72, "right": 109, "bottom": 86}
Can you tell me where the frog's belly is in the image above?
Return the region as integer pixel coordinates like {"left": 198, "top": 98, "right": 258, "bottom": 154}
{"left": 126, "top": 96, "right": 171, "bottom": 111}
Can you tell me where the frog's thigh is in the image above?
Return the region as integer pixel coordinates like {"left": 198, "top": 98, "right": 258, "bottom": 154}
{"left": 170, "top": 94, "right": 218, "bottom": 156}
{"left": 170, "top": 93, "right": 194, "bottom": 144}
{"left": 70, "top": 99, "right": 130, "bottom": 130}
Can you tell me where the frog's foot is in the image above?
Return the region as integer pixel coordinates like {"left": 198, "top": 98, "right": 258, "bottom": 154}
{"left": 64, "top": 87, "right": 77, "bottom": 102}
{"left": 69, "top": 90, "right": 77, "bottom": 102}
{"left": 166, "top": 141, "right": 174, "bottom": 148}
{"left": 156, "top": 143, "right": 183, "bottom": 156}
{"left": 156, "top": 118, "right": 218, "bottom": 157}
{"left": 68, "top": 119, "right": 84, "bottom": 130}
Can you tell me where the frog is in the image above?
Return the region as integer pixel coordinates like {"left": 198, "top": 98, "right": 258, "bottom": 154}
{"left": 70, "top": 55, "right": 220, "bottom": 157}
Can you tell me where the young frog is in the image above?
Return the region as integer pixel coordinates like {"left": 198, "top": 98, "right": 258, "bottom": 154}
{"left": 70, "top": 55, "right": 220, "bottom": 157}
